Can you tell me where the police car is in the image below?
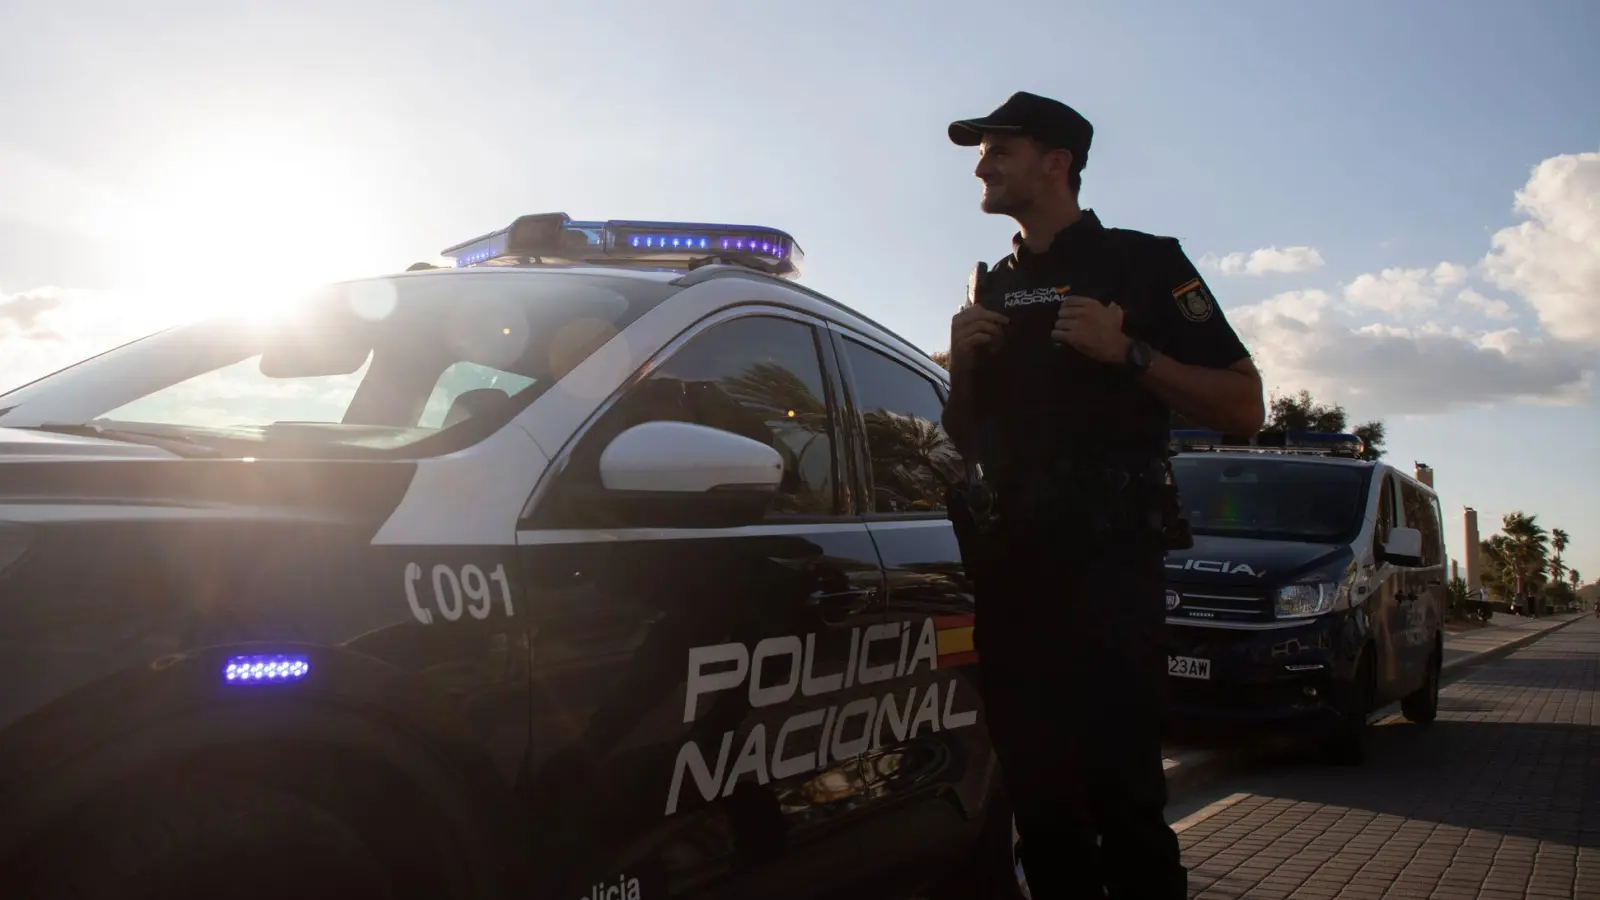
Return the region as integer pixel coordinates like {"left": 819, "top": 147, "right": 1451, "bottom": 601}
{"left": 1160, "top": 429, "right": 1447, "bottom": 763}
{"left": 0, "top": 214, "right": 1034, "bottom": 900}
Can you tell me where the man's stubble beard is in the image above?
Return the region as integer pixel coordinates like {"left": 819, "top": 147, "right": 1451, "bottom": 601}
{"left": 980, "top": 183, "right": 1036, "bottom": 217}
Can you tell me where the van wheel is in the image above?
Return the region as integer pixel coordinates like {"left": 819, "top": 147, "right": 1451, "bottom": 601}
{"left": 1401, "top": 637, "right": 1442, "bottom": 725}
{"left": 12, "top": 773, "right": 441, "bottom": 900}
{"left": 1322, "top": 652, "right": 1374, "bottom": 766}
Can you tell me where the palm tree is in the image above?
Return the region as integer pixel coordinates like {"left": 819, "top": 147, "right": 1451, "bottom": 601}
{"left": 1499, "top": 512, "right": 1551, "bottom": 614}
{"left": 1549, "top": 528, "right": 1570, "bottom": 588}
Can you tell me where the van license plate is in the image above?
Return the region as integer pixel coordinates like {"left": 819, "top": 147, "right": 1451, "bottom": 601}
{"left": 1168, "top": 655, "right": 1211, "bottom": 680}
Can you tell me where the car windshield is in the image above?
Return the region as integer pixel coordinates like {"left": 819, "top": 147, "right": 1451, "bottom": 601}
{"left": 1171, "top": 455, "right": 1372, "bottom": 544}
{"left": 0, "top": 270, "right": 677, "bottom": 458}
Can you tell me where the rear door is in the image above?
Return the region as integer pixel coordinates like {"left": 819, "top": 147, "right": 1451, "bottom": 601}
{"left": 827, "top": 328, "right": 992, "bottom": 869}
{"left": 514, "top": 309, "right": 892, "bottom": 900}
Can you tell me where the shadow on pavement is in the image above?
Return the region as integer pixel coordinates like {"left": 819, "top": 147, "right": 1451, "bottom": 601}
{"left": 1222, "top": 718, "right": 1599, "bottom": 847}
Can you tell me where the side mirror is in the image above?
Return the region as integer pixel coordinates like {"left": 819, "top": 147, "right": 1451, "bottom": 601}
{"left": 596, "top": 421, "right": 784, "bottom": 526}
{"left": 1380, "top": 526, "right": 1424, "bottom": 568}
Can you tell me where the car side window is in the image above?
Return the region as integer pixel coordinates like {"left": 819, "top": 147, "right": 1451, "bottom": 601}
{"left": 1375, "top": 474, "right": 1396, "bottom": 547}
{"left": 1400, "top": 480, "right": 1444, "bottom": 567}
{"left": 839, "top": 338, "right": 962, "bottom": 515}
{"left": 560, "top": 314, "right": 839, "bottom": 520}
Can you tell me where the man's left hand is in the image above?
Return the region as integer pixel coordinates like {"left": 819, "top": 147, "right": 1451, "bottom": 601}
{"left": 1052, "top": 296, "right": 1132, "bottom": 364}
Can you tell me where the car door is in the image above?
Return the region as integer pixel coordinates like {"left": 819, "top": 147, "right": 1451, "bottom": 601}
{"left": 827, "top": 328, "right": 992, "bottom": 872}
{"left": 513, "top": 309, "right": 892, "bottom": 900}
{"left": 1395, "top": 478, "right": 1445, "bottom": 690}
{"left": 1368, "top": 470, "right": 1409, "bottom": 703}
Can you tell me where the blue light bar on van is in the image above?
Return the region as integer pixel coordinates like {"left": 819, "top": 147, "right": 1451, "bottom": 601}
{"left": 439, "top": 212, "right": 805, "bottom": 280}
{"left": 1284, "top": 431, "right": 1368, "bottom": 457}
{"left": 1170, "top": 428, "right": 1367, "bottom": 458}
{"left": 1171, "top": 428, "right": 1228, "bottom": 449}
{"left": 224, "top": 653, "right": 311, "bottom": 684}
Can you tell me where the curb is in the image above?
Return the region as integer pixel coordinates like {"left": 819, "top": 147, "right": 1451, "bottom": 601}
{"left": 1160, "top": 614, "right": 1586, "bottom": 798}
{"left": 1438, "top": 614, "right": 1586, "bottom": 677}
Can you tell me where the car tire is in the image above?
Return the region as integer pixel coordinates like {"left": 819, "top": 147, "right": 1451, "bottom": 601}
{"left": 10, "top": 772, "right": 449, "bottom": 900}
{"left": 1401, "top": 636, "right": 1442, "bottom": 726}
{"left": 1322, "top": 651, "right": 1374, "bottom": 766}
{"left": 928, "top": 779, "right": 1030, "bottom": 900}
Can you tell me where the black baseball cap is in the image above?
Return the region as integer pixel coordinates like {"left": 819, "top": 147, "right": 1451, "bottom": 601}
{"left": 948, "top": 91, "right": 1093, "bottom": 164}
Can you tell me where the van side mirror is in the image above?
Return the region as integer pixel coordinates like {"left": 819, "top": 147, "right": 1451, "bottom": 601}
{"left": 1380, "top": 526, "right": 1425, "bottom": 567}
{"left": 595, "top": 420, "right": 784, "bottom": 527}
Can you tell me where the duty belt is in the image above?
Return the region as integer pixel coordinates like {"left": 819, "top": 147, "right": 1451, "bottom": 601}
{"left": 1001, "top": 458, "right": 1163, "bottom": 532}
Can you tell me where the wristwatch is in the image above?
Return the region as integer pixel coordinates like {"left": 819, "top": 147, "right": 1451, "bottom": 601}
{"left": 1124, "top": 338, "right": 1153, "bottom": 374}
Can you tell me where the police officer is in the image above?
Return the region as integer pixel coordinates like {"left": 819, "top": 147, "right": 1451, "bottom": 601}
{"left": 941, "top": 91, "right": 1265, "bottom": 900}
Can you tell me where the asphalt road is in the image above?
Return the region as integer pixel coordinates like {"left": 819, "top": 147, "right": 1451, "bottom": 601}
{"left": 1165, "top": 615, "right": 1598, "bottom": 899}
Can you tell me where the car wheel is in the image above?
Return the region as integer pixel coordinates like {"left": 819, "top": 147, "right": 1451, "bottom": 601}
{"left": 1009, "top": 814, "right": 1033, "bottom": 900}
{"left": 1322, "top": 651, "right": 1374, "bottom": 766}
{"left": 1400, "top": 637, "right": 1442, "bottom": 725}
{"left": 928, "top": 781, "right": 1030, "bottom": 900}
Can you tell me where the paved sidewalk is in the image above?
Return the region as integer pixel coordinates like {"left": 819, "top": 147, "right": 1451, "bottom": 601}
{"left": 1160, "top": 613, "right": 1590, "bottom": 792}
{"left": 1174, "top": 616, "right": 1599, "bottom": 899}
{"left": 1441, "top": 613, "right": 1588, "bottom": 671}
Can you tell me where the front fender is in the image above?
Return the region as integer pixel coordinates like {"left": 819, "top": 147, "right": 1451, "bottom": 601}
{"left": 0, "top": 641, "right": 526, "bottom": 867}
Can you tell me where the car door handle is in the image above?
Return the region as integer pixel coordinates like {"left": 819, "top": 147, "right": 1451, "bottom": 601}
{"left": 809, "top": 588, "right": 872, "bottom": 622}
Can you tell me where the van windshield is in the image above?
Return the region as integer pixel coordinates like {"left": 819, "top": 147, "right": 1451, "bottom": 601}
{"left": 1170, "top": 455, "right": 1373, "bottom": 544}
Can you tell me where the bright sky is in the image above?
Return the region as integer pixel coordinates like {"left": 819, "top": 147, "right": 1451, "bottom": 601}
{"left": 1, "top": 1, "right": 1597, "bottom": 580}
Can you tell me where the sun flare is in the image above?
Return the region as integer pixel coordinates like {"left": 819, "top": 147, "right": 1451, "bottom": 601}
{"left": 111, "top": 127, "right": 394, "bottom": 325}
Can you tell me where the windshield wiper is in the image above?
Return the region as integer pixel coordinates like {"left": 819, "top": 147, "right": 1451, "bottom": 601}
{"left": 27, "top": 423, "right": 225, "bottom": 458}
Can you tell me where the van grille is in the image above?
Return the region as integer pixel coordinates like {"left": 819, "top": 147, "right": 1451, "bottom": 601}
{"left": 1169, "top": 585, "right": 1274, "bottom": 624}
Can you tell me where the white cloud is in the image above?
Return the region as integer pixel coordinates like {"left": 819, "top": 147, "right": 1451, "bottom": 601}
{"left": 1457, "top": 288, "right": 1514, "bottom": 320}
{"left": 1233, "top": 292, "right": 1591, "bottom": 415}
{"left": 1202, "top": 245, "right": 1326, "bottom": 276}
{"left": 1481, "top": 150, "right": 1600, "bottom": 346}
{"left": 0, "top": 286, "right": 170, "bottom": 391}
{"left": 1340, "top": 262, "right": 1479, "bottom": 318}
{"left": 1221, "top": 148, "right": 1600, "bottom": 418}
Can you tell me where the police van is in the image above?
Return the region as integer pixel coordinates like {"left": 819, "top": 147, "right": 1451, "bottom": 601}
{"left": 1160, "top": 429, "right": 1447, "bottom": 763}
{"left": 0, "top": 214, "right": 1034, "bottom": 900}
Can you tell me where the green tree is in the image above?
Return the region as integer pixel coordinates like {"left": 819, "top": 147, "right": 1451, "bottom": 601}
{"left": 1548, "top": 527, "right": 1570, "bottom": 587}
{"left": 930, "top": 349, "right": 950, "bottom": 371}
{"left": 1446, "top": 575, "right": 1470, "bottom": 620}
{"left": 1481, "top": 511, "right": 1552, "bottom": 613}
{"left": 1265, "top": 389, "right": 1386, "bottom": 460}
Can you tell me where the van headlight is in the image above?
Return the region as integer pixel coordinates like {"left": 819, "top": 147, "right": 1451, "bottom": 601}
{"left": 1274, "top": 582, "right": 1340, "bottom": 618}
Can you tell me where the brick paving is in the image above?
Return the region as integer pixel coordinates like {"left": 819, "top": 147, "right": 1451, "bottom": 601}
{"left": 1177, "top": 616, "right": 1599, "bottom": 900}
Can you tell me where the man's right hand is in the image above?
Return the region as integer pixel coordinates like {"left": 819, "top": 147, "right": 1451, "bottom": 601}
{"left": 949, "top": 305, "right": 1009, "bottom": 372}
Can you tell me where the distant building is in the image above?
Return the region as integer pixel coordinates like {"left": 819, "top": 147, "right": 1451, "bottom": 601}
{"left": 1463, "top": 507, "right": 1482, "bottom": 592}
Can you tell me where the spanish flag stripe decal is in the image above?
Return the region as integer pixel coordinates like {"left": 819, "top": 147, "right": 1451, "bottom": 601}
{"left": 933, "top": 613, "right": 978, "bottom": 666}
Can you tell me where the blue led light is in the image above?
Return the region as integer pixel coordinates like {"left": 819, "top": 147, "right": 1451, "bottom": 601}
{"left": 224, "top": 654, "right": 311, "bottom": 684}
{"left": 439, "top": 213, "right": 804, "bottom": 279}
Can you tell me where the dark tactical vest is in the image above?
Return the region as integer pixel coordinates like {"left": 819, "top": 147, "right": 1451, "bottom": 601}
{"left": 967, "top": 214, "right": 1185, "bottom": 541}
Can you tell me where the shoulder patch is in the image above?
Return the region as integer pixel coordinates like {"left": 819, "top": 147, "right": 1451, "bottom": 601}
{"left": 1171, "top": 277, "right": 1215, "bottom": 323}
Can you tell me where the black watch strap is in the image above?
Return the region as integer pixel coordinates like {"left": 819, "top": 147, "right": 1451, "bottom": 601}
{"left": 1124, "top": 339, "right": 1153, "bottom": 373}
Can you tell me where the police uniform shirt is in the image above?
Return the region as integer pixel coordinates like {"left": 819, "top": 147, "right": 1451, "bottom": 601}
{"left": 973, "top": 209, "right": 1249, "bottom": 472}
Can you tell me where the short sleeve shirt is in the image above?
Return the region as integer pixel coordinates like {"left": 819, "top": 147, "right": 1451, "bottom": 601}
{"left": 971, "top": 209, "right": 1250, "bottom": 470}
